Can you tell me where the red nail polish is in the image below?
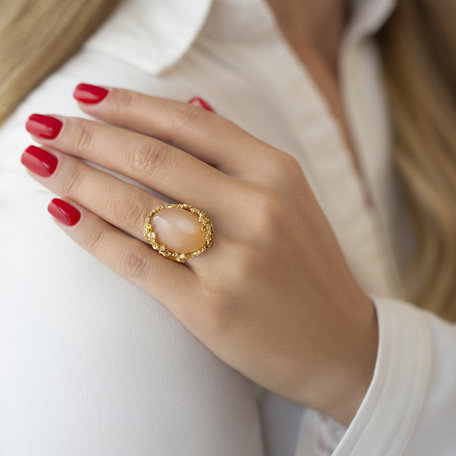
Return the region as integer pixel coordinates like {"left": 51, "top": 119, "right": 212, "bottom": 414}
{"left": 47, "top": 198, "right": 81, "bottom": 226}
{"left": 21, "top": 145, "right": 58, "bottom": 177}
{"left": 73, "top": 83, "right": 109, "bottom": 104}
{"left": 188, "top": 97, "right": 215, "bottom": 112}
{"left": 26, "top": 114, "right": 62, "bottom": 139}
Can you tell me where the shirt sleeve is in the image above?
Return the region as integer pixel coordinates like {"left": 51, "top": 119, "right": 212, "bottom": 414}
{"left": 295, "top": 294, "right": 456, "bottom": 455}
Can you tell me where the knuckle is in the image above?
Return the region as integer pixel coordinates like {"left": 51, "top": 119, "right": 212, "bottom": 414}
{"left": 280, "top": 153, "right": 301, "bottom": 174}
{"left": 199, "top": 245, "right": 256, "bottom": 333}
{"left": 84, "top": 226, "right": 106, "bottom": 253}
{"left": 250, "top": 190, "right": 284, "bottom": 236}
{"left": 233, "top": 244, "right": 264, "bottom": 281}
{"left": 264, "top": 151, "right": 301, "bottom": 182}
{"left": 204, "top": 287, "right": 239, "bottom": 334}
{"left": 281, "top": 154, "right": 306, "bottom": 183}
{"left": 61, "top": 165, "right": 84, "bottom": 197}
{"left": 111, "top": 89, "right": 135, "bottom": 110}
{"left": 110, "top": 191, "right": 146, "bottom": 229}
{"left": 264, "top": 153, "right": 313, "bottom": 201}
{"left": 171, "top": 103, "right": 208, "bottom": 133}
{"left": 129, "top": 139, "right": 169, "bottom": 179}
{"left": 120, "top": 246, "right": 150, "bottom": 279}
{"left": 73, "top": 119, "right": 95, "bottom": 152}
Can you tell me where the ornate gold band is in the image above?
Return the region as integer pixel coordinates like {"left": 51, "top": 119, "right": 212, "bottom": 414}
{"left": 144, "top": 203, "right": 214, "bottom": 263}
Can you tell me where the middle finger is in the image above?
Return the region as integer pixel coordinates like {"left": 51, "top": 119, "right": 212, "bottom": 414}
{"left": 25, "top": 114, "right": 237, "bottom": 213}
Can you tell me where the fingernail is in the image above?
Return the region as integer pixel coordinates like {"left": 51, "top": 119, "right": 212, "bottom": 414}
{"left": 26, "top": 114, "right": 62, "bottom": 139}
{"left": 21, "top": 145, "right": 58, "bottom": 177}
{"left": 47, "top": 198, "right": 81, "bottom": 226}
{"left": 73, "top": 83, "right": 109, "bottom": 104}
{"left": 188, "top": 97, "right": 215, "bottom": 112}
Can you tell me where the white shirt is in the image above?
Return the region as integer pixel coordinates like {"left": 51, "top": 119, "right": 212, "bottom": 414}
{"left": 0, "top": 0, "right": 455, "bottom": 455}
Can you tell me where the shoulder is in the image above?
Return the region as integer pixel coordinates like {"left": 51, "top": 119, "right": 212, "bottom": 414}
{"left": 0, "top": 0, "right": 215, "bottom": 160}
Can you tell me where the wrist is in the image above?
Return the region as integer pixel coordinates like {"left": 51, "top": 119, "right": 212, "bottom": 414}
{"left": 323, "top": 296, "right": 379, "bottom": 427}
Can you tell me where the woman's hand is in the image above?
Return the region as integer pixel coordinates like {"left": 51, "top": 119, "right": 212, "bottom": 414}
{"left": 22, "top": 84, "right": 378, "bottom": 426}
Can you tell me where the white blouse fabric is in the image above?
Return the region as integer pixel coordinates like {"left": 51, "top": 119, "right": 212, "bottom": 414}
{"left": 0, "top": 0, "right": 455, "bottom": 455}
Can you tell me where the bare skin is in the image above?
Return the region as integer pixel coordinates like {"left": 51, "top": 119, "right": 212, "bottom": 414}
{"left": 21, "top": 0, "right": 379, "bottom": 430}
{"left": 265, "top": 0, "right": 364, "bottom": 180}
{"left": 23, "top": 86, "right": 378, "bottom": 427}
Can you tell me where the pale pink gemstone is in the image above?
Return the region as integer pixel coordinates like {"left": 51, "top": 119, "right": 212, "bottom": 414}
{"left": 151, "top": 207, "right": 206, "bottom": 254}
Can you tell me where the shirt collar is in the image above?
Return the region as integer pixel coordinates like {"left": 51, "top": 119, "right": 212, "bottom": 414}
{"left": 345, "top": 0, "right": 398, "bottom": 43}
{"left": 84, "top": 0, "right": 397, "bottom": 76}
{"left": 84, "top": 0, "right": 212, "bottom": 75}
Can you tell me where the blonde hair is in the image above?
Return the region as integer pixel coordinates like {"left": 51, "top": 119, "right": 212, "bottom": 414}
{"left": 1, "top": 0, "right": 455, "bottom": 322}
{"left": 0, "top": 0, "right": 121, "bottom": 125}
{"left": 378, "top": 0, "right": 456, "bottom": 322}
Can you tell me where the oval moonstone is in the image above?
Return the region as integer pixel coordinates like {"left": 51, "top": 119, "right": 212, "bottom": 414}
{"left": 151, "top": 207, "right": 206, "bottom": 254}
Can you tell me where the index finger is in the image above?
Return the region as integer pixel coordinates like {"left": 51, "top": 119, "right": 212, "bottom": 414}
{"left": 73, "top": 84, "right": 278, "bottom": 177}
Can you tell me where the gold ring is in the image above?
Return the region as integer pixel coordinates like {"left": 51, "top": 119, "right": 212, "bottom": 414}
{"left": 144, "top": 203, "right": 214, "bottom": 263}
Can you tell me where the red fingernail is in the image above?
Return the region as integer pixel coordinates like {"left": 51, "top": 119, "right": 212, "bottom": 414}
{"left": 21, "top": 145, "right": 57, "bottom": 177}
{"left": 188, "top": 97, "right": 215, "bottom": 112}
{"left": 73, "top": 83, "right": 109, "bottom": 104}
{"left": 47, "top": 198, "right": 81, "bottom": 226}
{"left": 26, "top": 114, "right": 62, "bottom": 139}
